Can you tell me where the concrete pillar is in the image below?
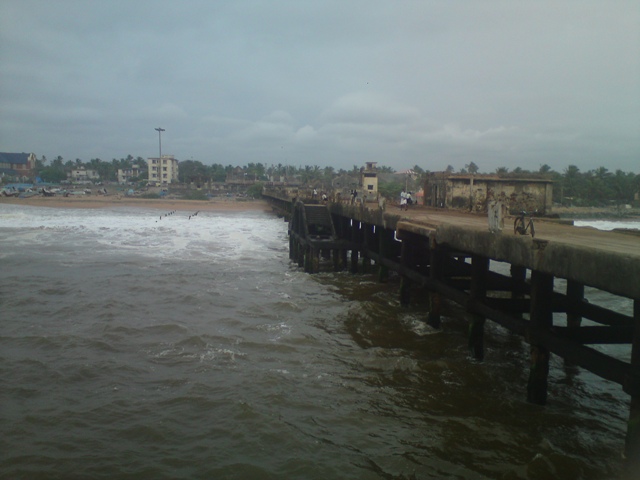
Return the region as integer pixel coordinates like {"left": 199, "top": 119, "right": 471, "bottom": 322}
{"left": 469, "top": 255, "right": 489, "bottom": 360}
{"left": 625, "top": 299, "right": 640, "bottom": 472}
{"left": 527, "top": 270, "right": 554, "bottom": 405}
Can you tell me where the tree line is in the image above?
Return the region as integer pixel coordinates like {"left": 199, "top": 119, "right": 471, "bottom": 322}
{"left": 34, "top": 155, "right": 638, "bottom": 207}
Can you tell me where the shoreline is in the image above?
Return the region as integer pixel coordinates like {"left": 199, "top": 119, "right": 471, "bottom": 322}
{"left": 0, "top": 195, "right": 272, "bottom": 213}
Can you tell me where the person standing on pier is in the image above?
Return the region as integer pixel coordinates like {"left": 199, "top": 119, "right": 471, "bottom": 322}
{"left": 400, "top": 189, "right": 408, "bottom": 210}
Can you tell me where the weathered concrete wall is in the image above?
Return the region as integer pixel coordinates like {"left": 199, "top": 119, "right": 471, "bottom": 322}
{"left": 425, "top": 174, "right": 553, "bottom": 214}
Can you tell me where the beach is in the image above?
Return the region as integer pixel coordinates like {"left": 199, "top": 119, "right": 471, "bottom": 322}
{"left": 0, "top": 194, "right": 271, "bottom": 212}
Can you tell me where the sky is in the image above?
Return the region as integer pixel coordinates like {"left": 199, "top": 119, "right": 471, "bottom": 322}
{"left": 1, "top": 0, "right": 638, "bottom": 174}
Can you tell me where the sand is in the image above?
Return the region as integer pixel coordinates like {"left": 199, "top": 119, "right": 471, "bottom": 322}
{"left": 0, "top": 194, "right": 272, "bottom": 213}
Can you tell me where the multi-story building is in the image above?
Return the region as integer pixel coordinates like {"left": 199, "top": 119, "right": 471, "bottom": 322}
{"left": 148, "top": 155, "right": 179, "bottom": 185}
{"left": 118, "top": 165, "right": 145, "bottom": 184}
{"left": 0, "top": 152, "right": 36, "bottom": 180}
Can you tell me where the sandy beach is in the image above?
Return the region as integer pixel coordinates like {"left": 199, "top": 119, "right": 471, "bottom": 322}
{"left": 0, "top": 194, "right": 272, "bottom": 213}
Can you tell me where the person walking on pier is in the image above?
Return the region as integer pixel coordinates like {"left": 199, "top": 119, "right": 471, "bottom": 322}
{"left": 400, "top": 189, "right": 408, "bottom": 210}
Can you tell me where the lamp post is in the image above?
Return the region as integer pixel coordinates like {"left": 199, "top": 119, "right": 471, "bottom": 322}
{"left": 155, "top": 127, "right": 165, "bottom": 184}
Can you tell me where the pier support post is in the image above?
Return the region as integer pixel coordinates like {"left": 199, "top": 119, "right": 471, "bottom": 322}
{"left": 564, "top": 280, "right": 585, "bottom": 368}
{"left": 566, "top": 280, "right": 584, "bottom": 328}
{"left": 468, "top": 255, "right": 489, "bottom": 360}
{"left": 399, "top": 239, "right": 414, "bottom": 308}
{"left": 427, "top": 238, "right": 443, "bottom": 328}
{"left": 296, "top": 241, "right": 305, "bottom": 268}
{"left": 625, "top": 299, "right": 640, "bottom": 471}
{"left": 511, "top": 265, "right": 527, "bottom": 299}
{"left": 377, "top": 228, "right": 394, "bottom": 282}
{"left": 350, "top": 221, "right": 360, "bottom": 274}
{"left": 527, "top": 270, "right": 554, "bottom": 405}
{"left": 332, "top": 249, "right": 344, "bottom": 271}
{"left": 304, "top": 246, "right": 319, "bottom": 273}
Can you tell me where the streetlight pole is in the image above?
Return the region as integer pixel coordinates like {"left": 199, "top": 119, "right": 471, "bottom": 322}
{"left": 155, "top": 127, "right": 165, "bottom": 184}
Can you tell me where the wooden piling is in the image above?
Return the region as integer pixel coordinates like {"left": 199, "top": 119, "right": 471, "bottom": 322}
{"left": 468, "top": 255, "right": 489, "bottom": 360}
{"left": 378, "top": 227, "right": 394, "bottom": 282}
{"left": 566, "top": 280, "right": 585, "bottom": 328}
{"left": 427, "top": 239, "right": 443, "bottom": 328}
{"left": 527, "top": 270, "right": 555, "bottom": 405}
{"left": 400, "top": 239, "right": 414, "bottom": 307}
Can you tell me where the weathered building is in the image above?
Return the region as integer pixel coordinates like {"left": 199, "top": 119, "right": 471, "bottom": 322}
{"left": 0, "top": 152, "right": 36, "bottom": 179}
{"left": 361, "top": 162, "right": 378, "bottom": 196}
{"left": 148, "top": 155, "right": 179, "bottom": 185}
{"left": 69, "top": 167, "right": 100, "bottom": 183}
{"left": 424, "top": 173, "right": 554, "bottom": 214}
{"left": 118, "top": 165, "right": 145, "bottom": 184}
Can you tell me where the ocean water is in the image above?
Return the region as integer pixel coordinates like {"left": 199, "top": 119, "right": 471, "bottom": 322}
{"left": 0, "top": 203, "right": 633, "bottom": 479}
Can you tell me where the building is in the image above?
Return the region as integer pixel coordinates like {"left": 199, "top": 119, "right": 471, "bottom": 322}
{"left": 148, "top": 155, "right": 179, "bottom": 185}
{"left": 118, "top": 165, "right": 145, "bottom": 184}
{"left": 0, "top": 152, "right": 36, "bottom": 179}
{"left": 424, "top": 173, "right": 554, "bottom": 215}
{"left": 69, "top": 167, "right": 100, "bottom": 183}
{"left": 361, "top": 162, "right": 378, "bottom": 197}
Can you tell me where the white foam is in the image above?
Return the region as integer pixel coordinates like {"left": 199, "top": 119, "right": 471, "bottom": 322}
{"left": 574, "top": 219, "right": 640, "bottom": 231}
{"left": 0, "top": 204, "right": 288, "bottom": 262}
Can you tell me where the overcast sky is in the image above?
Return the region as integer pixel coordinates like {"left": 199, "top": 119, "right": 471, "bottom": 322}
{"left": 1, "top": 1, "right": 638, "bottom": 173}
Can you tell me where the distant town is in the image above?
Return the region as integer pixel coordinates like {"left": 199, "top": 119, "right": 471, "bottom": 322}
{"left": 1, "top": 152, "right": 638, "bottom": 209}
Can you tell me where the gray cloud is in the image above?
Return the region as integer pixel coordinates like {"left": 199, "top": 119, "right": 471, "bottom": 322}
{"left": 1, "top": 0, "right": 638, "bottom": 173}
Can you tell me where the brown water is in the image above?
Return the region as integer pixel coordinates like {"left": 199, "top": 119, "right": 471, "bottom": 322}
{"left": 0, "top": 204, "right": 631, "bottom": 479}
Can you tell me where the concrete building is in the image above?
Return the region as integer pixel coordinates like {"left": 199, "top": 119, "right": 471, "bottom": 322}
{"left": 424, "top": 173, "right": 554, "bottom": 215}
{"left": 118, "top": 165, "right": 145, "bottom": 184}
{"left": 361, "top": 162, "right": 378, "bottom": 197}
{"left": 69, "top": 167, "right": 100, "bottom": 183}
{"left": 148, "top": 155, "right": 179, "bottom": 185}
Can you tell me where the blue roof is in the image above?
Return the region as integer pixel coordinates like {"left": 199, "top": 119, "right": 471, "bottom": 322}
{"left": 0, "top": 152, "right": 32, "bottom": 165}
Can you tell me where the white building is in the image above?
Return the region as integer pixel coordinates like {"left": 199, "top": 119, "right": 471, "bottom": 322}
{"left": 69, "top": 167, "right": 100, "bottom": 183}
{"left": 148, "top": 155, "right": 179, "bottom": 185}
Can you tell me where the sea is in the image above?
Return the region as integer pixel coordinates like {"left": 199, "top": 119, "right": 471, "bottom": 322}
{"left": 0, "top": 203, "right": 638, "bottom": 480}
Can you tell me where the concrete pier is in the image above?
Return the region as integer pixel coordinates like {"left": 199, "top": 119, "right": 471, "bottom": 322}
{"left": 264, "top": 193, "right": 640, "bottom": 465}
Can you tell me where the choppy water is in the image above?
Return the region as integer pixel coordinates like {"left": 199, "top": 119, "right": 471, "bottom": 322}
{"left": 0, "top": 204, "right": 632, "bottom": 479}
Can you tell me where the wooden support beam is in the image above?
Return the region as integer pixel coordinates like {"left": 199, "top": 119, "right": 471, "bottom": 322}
{"left": 468, "top": 255, "right": 489, "bottom": 360}
{"left": 484, "top": 297, "right": 531, "bottom": 314}
{"left": 527, "top": 270, "right": 555, "bottom": 405}
{"left": 553, "top": 326, "right": 634, "bottom": 344}
{"left": 625, "top": 299, "right": 640, "bottom": 471}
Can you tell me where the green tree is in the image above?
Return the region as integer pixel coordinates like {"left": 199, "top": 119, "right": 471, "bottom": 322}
{"left": 465, "top": 162, "right": 479, "bottom": 174}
